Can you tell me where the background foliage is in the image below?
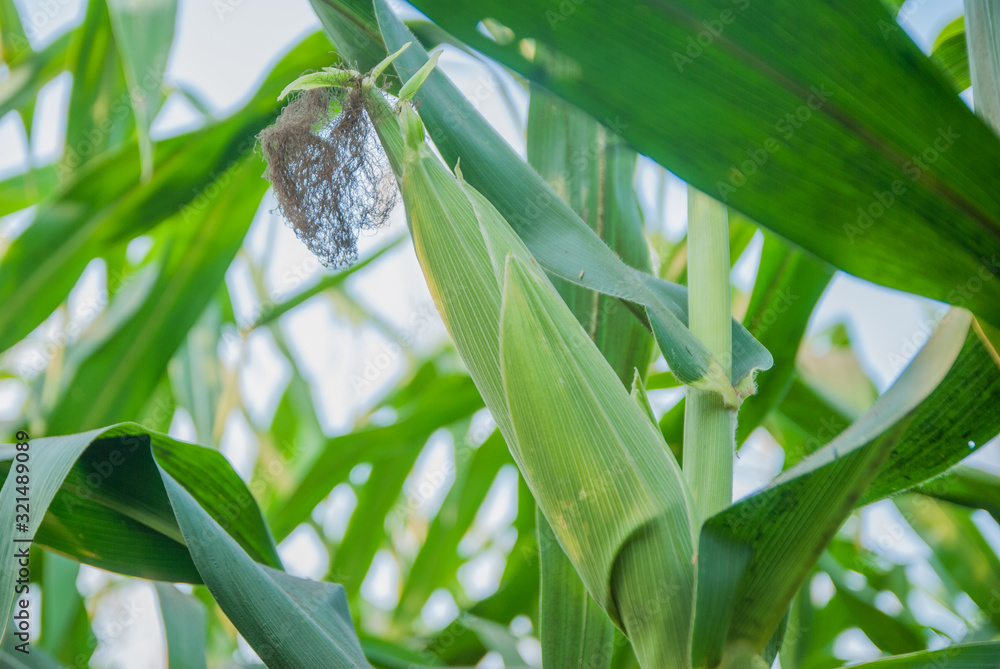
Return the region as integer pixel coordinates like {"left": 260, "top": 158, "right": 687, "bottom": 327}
{"left": 0, "top": 0, "right": 999, "bottom": 667}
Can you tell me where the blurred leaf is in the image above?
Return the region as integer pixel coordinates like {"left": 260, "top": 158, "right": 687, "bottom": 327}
{"left": 169, "top": 302, "right": 224, "bottom": 446}
{"left": 395, "top": 430, "right": 512, "bottom": 625}
{"left": 38, "top": 551, "right": 81, "bottom": 657}
{"left": 0, "top": 167, "right": 58, "bottom": 217}
{"left": 155, "top": 583, "right": 207, "bottom": 669}
{"left": 932, "top": 17, "right": 970, "bottom": 92}
{"left": 404, "top": 0, "right": 1000, "bottom": 326}
{"left": 0, "top": 31, "right": 334, "bottom": 354}
{"left": 0, "top": 0, "right": 29, "bottom": 65}
{"left": 0, "top": 31, "right": 72, "bottom": 121}
{"left": 847, "top": 643, "right": 1000, "bottom": 668}
{"left": 271, "top": 372, "right": 483, "bottom": 540}
{"left": 64, "top": 0, "right": 134, "bottom": 175}
{"left": 45, "top": 156, "right": 264, "bottom": 435}
{"left": 817, "top": 554, "right": 925, "bottom": 655}
{"left": 895, "top": 494, "right": 1000, "bottom": 630}
{"left": 915, "top": 464, "right": 1000, "bottom": 524}
{"left": 251, "top": 237, "right": 402, "bottom": 329}
{"left": 105, "top": 0, "right": 177, "bottom": 177}
{"left": 737, "top": 234, "right": 834, "bottom": 443}
{"left": 461, "top": 615, "right": 528, "bottom": 667}
{"left": 768, "top": 376, "right": 852, "bottom": 470}
{"left": 327, "top": 438, "right": 421, "bottom": 598}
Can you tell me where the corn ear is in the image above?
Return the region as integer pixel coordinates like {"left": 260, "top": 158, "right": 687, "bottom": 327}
{"left": 400, "top": 104, "right": 698, "bottom": 668}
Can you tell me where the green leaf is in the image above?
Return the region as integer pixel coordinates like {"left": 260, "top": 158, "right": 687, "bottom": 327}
{"left": 326, "top": 439, "right": 420, "bottom": 598}
{"left": 38, "top": 552, "right": 81, "bottom": 657}
{"left": 526, "top": 65, "right": 650, "bottom": 669}
{"left": 817, "top": 554, "right": 925, "bottom": 655}
{"left": 914, "top": 464, "right": 1000, "bottom": 524}
{"left": 537, "top": 511, "right": 616, "bottom": 669}
{"left": 692, "top": 309, "right": 976, "bottom": 665}
{"left": 0, "top": 167, "right": 58, "bottom": 217}
{"left": 394, "top": 429, "right": 512, "bottom": 625}
{"left": 64, "top": 0, "right": 134, "bottom": 175}
{"left": 168, "top": 302, "right": 224, "bottom": 447}
{"left": 45, "top": 156, "right": 264, "bottom": 435}
{"left": 0, "top": 31, "right": 72, "bottom": 121}
{"left": 105, "top": 0, "right": 177, "bottom": 177}
{"left": 0, "top": 424, "right": 369, "bottom": 668}
{"left": 0, "top": 0, "right": 30, "bottom": 65}
{"left": 931, "top": 17, "right": 970, "bottom": 92}
{"left": 403, "top": 0, "right": 1000, "bottom": 327}
{"left": 526, "top": 71, "right": 653, "bottom": 387}
{"left": 365, "top": 1, "right": 772, "bottom": 397}
{"left": 160, "top": 475, "right": 370, "bottom": 668}
{"left": 499, "top": 254, "right": 697, "bottom": 668}
{"left": 0, "top": 31, "right": 334, "bottom": 355}
{"left": 966, "top": 1, "right": 1000, "bottom": 131}
{"left": 737, "top": 233, "right": 834, "bottom": 443}
{"left": 845, "top": 643, "right": 1000, "bottom": 669}
{"left": 155, "top": 583, "right": 207, "bottom": 669}
{"left": 894, "top": 494, "right": 1000, "bottom": 630}
{"left": 271, "top": 372, "right": 483, "bottom": 540}
{"left": 0, "top": 426, "right": 280, "bottom": 583}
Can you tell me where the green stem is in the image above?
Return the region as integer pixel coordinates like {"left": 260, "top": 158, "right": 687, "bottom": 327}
{"left": 683, "top": 186, "right": 736, "bottom": 518}
{"left": 965, "top": 0, "right": 1000, "bottom": 133}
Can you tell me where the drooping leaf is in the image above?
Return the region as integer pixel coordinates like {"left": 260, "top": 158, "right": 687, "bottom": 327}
{"left": 692, "top": 309, "right": 977, "bottom": 665}
{"left": 403, "top": 0, "right": 1000, "bottom": 327}
{"left": 0, "top": 424, "right": 369, "bottom": 668}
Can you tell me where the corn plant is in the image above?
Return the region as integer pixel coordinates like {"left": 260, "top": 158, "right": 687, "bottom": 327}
{"left": 1, "top": 0, "right": 1000, "bottom": 667}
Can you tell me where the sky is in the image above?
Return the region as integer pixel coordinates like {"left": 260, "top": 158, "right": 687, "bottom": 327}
{"left": 1, "top": 0, "right": 996, "bottom": 666}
